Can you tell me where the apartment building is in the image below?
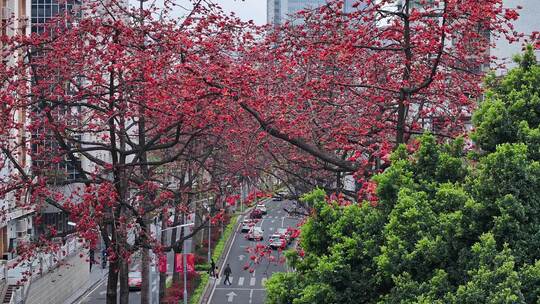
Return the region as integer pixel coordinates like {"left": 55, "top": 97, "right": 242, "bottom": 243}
{"left": 1, "top": 0, "right": 35, "bottom": 261}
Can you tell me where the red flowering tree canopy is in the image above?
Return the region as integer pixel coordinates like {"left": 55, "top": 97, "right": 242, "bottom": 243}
{"left": 235, "top": 0, "right": 519, "bottom": 195}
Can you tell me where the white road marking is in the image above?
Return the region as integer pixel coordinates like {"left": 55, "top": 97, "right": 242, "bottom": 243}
{"left": 250, "top": 277, "right": 256, "bottom": 286}
{"left": 281, "top": 217, "right": 285, "bottom": 228}
{"left": 249, "top": 289, "right": 254, "bottom": 304}
{"left": 226, "top": 291, "right": 237, "bottom": 302}
{"left": 99, "top": 291, "right": 106, "bottom": 296}
{"left": 77, "top": 275, "right": 107, "bottom": 304}
{"left": 238, "top": 277, "right": 245, "bottom": 286}
{"left": 269, "top": 227, "right": 274, "bottom": 231}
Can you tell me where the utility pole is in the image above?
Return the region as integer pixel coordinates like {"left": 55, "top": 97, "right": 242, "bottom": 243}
{"left": 183, "top": 214, "right": 188, "bottom": 304}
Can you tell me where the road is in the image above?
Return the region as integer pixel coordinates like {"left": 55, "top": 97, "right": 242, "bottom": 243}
{"left": 208, "top": 199, "right": 300, "bottom": 304}
{"left": 76, "top": 199, "right": 299, "bottom": 304}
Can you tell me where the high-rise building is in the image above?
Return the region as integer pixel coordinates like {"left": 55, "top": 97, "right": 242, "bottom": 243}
{"left": 267, "top": 0, "right": 355, "bottom": 25}
{"left": 1, "top": 0, "right": 35, "bottom": 262}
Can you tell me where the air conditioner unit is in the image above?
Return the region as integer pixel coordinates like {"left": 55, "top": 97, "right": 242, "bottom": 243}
{"left": 15, "top": 219, "right": 27, "bottom": 233}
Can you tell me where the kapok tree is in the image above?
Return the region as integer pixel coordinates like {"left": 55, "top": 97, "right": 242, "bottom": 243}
{"left": 237, "top": 0, "right": 520, "bottom": 196}
{"left": 0, "top": 1, "right": 255, "bottom": 303}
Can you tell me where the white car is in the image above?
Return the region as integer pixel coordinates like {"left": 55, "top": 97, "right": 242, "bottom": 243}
{"left": 241, "top": 219, "right": 254, "bottom": 233}
{"left": 268, "top": 234, "right": 287, "bottom": 249}
{"left": 256, "top": 204, "right": 267, "bottom": 215}
{"left": 247, "top": 227, "right": 264, "bottom": 241}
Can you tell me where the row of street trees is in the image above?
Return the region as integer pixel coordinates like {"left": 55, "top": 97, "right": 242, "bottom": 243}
{"left": 0, "top": 0, "right": 528, "bottom": 303}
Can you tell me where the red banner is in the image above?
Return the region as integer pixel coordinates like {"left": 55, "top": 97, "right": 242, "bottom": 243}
{"left": 158, "top": 255, "right": 167, "bottom": 273}
{"left": 174, "top": 253, "right": 195, "bottom": 273}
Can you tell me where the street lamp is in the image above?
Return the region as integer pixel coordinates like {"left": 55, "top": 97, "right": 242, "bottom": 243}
{"left": 159, "top": 222, "right": 194, "bottom": 232}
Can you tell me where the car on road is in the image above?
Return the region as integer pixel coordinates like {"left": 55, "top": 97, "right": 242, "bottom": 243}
{"left": 247, "top": 227, "right": 264, "bottom": 241}
{"left": 255, "top": 203, "right": 267, "bottom": 214}
{"left": 128, "top": 271, "right": 142, "bottom": 290}
{"left": 268, "top": 234, "right": 287, "bottom": 249}
{"left": 276, "top": 228, "right": 291, "bottom": 244}
{"left": 250, "top": 209, "right": 263, "bottom": 219}
{"left": 241, "top": 219, "right": 254, "bottom": 233}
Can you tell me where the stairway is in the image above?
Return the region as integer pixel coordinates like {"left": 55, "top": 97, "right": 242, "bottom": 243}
{"left": 2, "top": 285, "right": 16, "bottom": 304}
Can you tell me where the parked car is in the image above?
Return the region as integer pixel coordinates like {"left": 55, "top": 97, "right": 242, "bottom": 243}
{"left": 241, "top": 219, "right": 254, "bottom": 233}
{"left": 250, "top": 209, "right": 263, "bottom": 219}
{"left": 276, "top": 228, "right": 291, "bottom": 244}
{"left": 128, "top": 271, "right": 142, "bottom": 290}
{"left": 247, "top": 227, "right": 264, "bottom": 241}
{"left": 255, "top": 204, "right": 267, "bottom": 214}
{"left": 268, "top": 234, "right": 287, "bottom": 249}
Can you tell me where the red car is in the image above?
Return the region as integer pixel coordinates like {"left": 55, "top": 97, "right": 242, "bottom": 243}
{"left": 250, "top": 209, "right": 263, "bottom": 219}
{"left": 128, "top": 271, "right": 142, "bottom": 290}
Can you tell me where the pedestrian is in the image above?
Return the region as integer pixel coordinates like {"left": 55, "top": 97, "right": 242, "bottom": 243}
{"left": 210, "top": 258, "right": 216, "bottom": 278}
{"left": 89, "top": 249, "right": 95, "bottom": 272}
{"left": 223, "top": 263, "right": 232, "bottom": 285}
{"left": 101, "top": 248, "right": 107, "bottom": 269}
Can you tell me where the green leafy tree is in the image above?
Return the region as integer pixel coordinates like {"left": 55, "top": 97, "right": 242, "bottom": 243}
{"left": 267, "top": 50, "right": 540, "bottom": 303}
{"left": 473, "top": 45, "right": 540, "bottom": 156}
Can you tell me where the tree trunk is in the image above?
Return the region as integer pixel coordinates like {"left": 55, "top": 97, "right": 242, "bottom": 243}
{"left": 119, "top": 257, "right": 129, "bottom": 304}
{"left": 106, "top": 258, "right": 119, "bottom": 304}
{"left": 141, "top": 242, "right": 150, "bottom": 304}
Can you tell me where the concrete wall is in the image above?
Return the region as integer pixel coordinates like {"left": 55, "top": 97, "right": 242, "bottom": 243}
{"left": 25, "top": 254, "right": 94, "bottom": 304}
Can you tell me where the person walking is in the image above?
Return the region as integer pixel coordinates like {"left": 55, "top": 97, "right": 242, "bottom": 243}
{"left": 210, "top": 259, "right": 216, "bottom": 278}
{"left": 223, "top": 263, "right": 232, "bottom": 285}
{"left": 89, "top": 249, "right": 95, "bottom": 272}
{"left": 101, "top": 248, "right": 107, "bottom": 269}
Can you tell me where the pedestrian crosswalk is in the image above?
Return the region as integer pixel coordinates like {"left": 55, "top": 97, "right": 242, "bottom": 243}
{"left": 218, "top": 276, "right": 268, "bottom": 287}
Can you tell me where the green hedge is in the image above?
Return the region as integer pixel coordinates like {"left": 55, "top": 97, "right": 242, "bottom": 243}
{"left": 195, "top": 263, "right": 210, "bottom": 272}
{"left": 212, "top": 214, "right": 238, "bottom": 262}
{"left": 189, "top": 272, "right": 209, "bottom": 304}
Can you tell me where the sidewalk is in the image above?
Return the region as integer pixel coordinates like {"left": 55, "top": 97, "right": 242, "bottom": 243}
{"left": 23, "top": 252, "right": 107, "bottom": 304}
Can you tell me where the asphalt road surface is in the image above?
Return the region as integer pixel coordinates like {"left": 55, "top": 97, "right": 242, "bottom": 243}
{"left": 208, "top": 199, "right": 300, "bottom": 304}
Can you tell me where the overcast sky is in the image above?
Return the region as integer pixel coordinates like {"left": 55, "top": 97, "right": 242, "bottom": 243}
{"left": 212, "top": 0, "right": 266, "bottom": 24}
{"left": 170, "top": 0, "right": 266, "bottom": 24}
